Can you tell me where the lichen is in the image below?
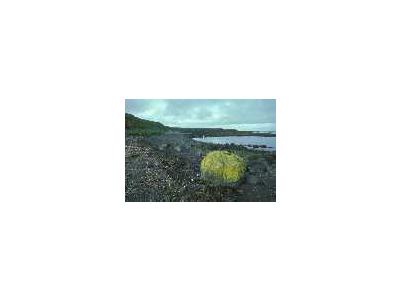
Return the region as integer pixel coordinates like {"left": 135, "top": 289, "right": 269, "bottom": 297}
{"left": 200, "top": 151, "right": 246, "bottom": 184}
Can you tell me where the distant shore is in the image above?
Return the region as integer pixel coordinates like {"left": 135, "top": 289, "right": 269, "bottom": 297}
{"left": 169, "top": 127, "right": 276, "bottom": 138}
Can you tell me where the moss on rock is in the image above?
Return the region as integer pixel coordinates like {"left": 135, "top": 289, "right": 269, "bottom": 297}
{"left": 200, "top": 151, "right": 246, "bottom": 184}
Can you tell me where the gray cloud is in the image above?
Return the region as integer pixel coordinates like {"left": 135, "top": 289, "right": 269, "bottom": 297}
{"left": 125, "top": 99, "right": 276, "bottom": 128}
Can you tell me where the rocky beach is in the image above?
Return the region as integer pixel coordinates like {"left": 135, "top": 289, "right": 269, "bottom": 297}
{"left": 125, "top": 133, "right": 276, "bottom": 202}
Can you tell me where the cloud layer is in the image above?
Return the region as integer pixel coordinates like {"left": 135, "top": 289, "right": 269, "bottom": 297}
{"left": 125, "top": 99, "right": 276, "bottom": 129}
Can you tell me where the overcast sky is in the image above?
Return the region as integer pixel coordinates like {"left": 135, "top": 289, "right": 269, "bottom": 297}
{"left": 125, "top": 99, "right": 276, "bottom": 130}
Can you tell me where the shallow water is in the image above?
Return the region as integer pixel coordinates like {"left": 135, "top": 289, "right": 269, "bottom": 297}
{"left": 193, "top": 136, "right": 276, "bottom": 151}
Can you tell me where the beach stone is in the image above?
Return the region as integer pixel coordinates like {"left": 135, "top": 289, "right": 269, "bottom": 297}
{"left": 159, "top": 144, "right": 168, "bottom": 150}
{"left": 246, "top": 175, "right": 259, "bottom": 185}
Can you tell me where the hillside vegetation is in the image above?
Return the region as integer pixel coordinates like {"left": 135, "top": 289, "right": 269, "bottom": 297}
{"left": 125, "top": 113, "right": 169, "bottom": 136}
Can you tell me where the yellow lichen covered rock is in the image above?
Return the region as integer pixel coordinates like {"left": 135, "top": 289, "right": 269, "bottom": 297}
{"left": 200, "top": 151, "right": 246, "bottom": 184}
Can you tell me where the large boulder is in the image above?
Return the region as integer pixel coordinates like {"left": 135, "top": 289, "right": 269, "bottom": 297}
{"left": 200, "top": 151, "right": 246, "bottom": 185}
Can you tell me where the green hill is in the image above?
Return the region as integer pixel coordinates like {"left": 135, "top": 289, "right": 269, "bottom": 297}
{"left": 125, "top": 113, "right": 169, "bottom": 136}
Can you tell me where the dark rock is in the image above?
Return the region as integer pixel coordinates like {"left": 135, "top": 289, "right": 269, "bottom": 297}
{"left": 246, "top": 175, "right": 259, "bottom": 185}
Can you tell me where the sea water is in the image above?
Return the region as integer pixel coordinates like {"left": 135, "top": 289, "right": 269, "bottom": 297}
{"left": 193, "top": 136, "right": 276, "bottom": 151}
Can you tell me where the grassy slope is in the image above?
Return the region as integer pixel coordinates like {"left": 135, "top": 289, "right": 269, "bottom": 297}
{"left": 125, "top": 113, "right": 169, "bottom": 136}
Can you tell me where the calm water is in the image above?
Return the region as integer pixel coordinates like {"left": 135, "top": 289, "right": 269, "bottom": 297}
{"left": 193, "top": 136, "right": 276, "bottom": 151}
